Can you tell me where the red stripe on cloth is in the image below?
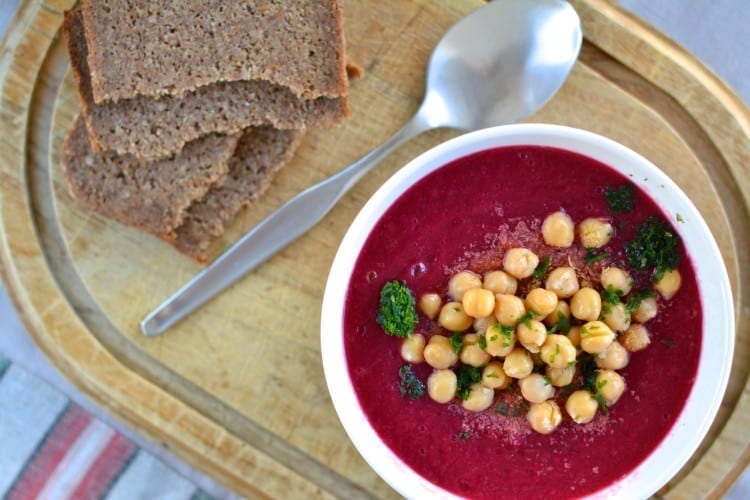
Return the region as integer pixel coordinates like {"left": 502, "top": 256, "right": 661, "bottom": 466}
{"left": 8, "top": 405, "right": 91, "bottom": 500}
{"left": 69, "top": 432, "right": 136, "bottom": 499}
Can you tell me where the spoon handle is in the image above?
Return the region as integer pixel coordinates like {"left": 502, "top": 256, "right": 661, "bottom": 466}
{"left": 141, "top": 110, "right": 432, "bottom": 336}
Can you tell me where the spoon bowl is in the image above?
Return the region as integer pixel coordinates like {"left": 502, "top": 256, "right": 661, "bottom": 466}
{"left": 420, "top": 0, "right": 582, "bottom": 130}
{"left": 141, "top": 0, "right": 583, "bottom": 336}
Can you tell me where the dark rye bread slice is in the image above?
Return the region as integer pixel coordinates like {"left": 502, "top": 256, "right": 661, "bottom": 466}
{"left": 61, "top": 115, "right": 239, "bottom": 237}
{"left": 172, "top": 126, "right": 305, "bottom": 262}
{"left": 80, "top": 0, "right": 348, "bottom": 103}
{"left": 63, "top": 9, "right": 349, "bottom": 161}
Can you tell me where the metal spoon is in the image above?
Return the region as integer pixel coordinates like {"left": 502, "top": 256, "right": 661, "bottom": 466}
{"left": 141, "top": 0, "right": 582, "bottom": 336}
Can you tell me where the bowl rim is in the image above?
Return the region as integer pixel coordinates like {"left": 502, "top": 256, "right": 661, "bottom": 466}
{"left": 321, "top": 123, "right": 735, "bottom": 499}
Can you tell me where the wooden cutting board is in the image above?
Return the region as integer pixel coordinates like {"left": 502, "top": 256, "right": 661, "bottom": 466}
{"left": 1, "top": 0, "right": 749, "bottom": 497}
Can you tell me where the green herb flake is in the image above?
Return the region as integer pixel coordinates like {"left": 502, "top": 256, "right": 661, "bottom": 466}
{"left": 450, "top": 333, "right": 463, "bottom": 355}
{"left": 625, "top": 288, "right": 655, "bottom": 313}
{"left": 600, "top": 285, "right": 623, "bottom": 305}
{"left": 532, "top": 256, "right": 551, "bottom": 279}
{"left": 624, "top": 216, "right": 681, "bottom": 280}
{"left": 456, "top": 365, "right": 482, "bottom": 400}
{"left": 676, "top": 213, "right": 685, "bottom": 223}
{"left": 478, "top": 335, "right": 488, "bottom": 351}
{"left": 486, "top": 372, "right": 499, "bottom": 379}
{"left": 377, "top": 280, "right": 418, "bottom": 338}
{"left": 398, "top": 364, "right": 425, "bottom": 399}
{"left": 458, "top": 431, "right": 471, "bottom": 440}
{"left": 495, "top": 401, "right": 510, "bottom": 416}
{"left": 592, "top": 391, "right": 609, "bottom": 414}
{"left": 544, "top": 376, "right": 552, "bottom": 386}
{"left": 518, "top": 310, "right": 536, "bottom": 327}
{"left": 584, "top": 248, "right": 607, "bottom": 264}
{"left": 604, "top": 184, "right": 636, "bottom": 213}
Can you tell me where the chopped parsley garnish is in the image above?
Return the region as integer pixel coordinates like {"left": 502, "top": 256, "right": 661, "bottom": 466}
{"left": 477, "top": 335, "right": 488, "bottom": 351}
{"left": 604, "top": 184, "right": 636, "bottom": 213}
{"left": 495, "top": 400, "right": 529, "bottom": 417}
{"left": 398, "top": 364, "right": 425, "bottom": 399}
{"left": 600, "top": 285, "right": 623, "bottom": 305}
{"left": 377, "top": 280, "right": 418, "bottom": 338}
{"left": 457, "top": 431, "right": 471, "bottom": 440}
{"left": 584, "top": 248, "right": 607, "bottom": 264}
{"left": 518, "top": 310, "right": 537, "bottom": 327}
{"left": 625, "top": 288, "right": 655, "bottom": 313}
{"left": 532, "top": 256, "right": 551, "bottom": 279}
{"left": 450, "top": 333, "right": 463, "bottom": 354}
{"left": 625, "top": 217, "right": 681, "bottom": 280}
{"left": 580, "top": 354, "right": 597, "bottom": 393}
{"left": 547, "top": 312, "right": 571, "bottom": 334}
{"left": 592, "top": 391, "right": 609, "bottom": 414}
{"left": 497, "top": 324, "right": 514, "bottom": 347}
{"left": 456, "top": 365, "right": 482, "bottom": 400}
{"left": 676, "top": 213, "right": 685, "bottom": 223}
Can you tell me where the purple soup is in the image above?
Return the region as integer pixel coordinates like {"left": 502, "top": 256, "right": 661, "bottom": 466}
{"left": 343, "top": 146, "right": 701, "bottom": 498}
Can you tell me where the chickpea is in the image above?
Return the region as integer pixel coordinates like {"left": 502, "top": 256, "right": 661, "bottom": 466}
{"left": 483, "top": 270, "right": 518, "bottom": 295}
{"left": 570, "top": 287, "right": 602, "bottom": 322}
{"left": 485, "top": 323, "right": 515, "bottom": 357}
{"left": 427, "top": 369, "right": 458, "bottom": 403}
{"left": 462, "top": 287, "right": 496, "bottom": 319}
{"left": 602, "top": 301, "right": 631, "bottom": 333}
{"left": 503, "top": 248, "right": 539, "bottom": 279}
{"left": 542, "top": 211, "right": 575, "bottom": 248}
{"left": 462, "top": 383, "right": 495, "bottom": 412}
{"left": 545, "top": 267, "right": 580, "bottom": 299}
{"left": 546, "top": 365, "right": 576, "bottom": 387}
{"left": 601, "top": 267, "right": 633, "bottom": 295}
{"left": 482, "top": 361, "right": 512, "bottom": 389}
{"left": 578, "top": 217, "right": 613, "bottom": 249}
{"left": 503, "top": 348, "right": 534, "bottom": 379}
{"left": 462, "top": 333, "right": 480, "bottom": 345}
{"left": 525, "top": 288, "right": 559, "bottom": 320}
{"left": 519, "top": 373, "right": 555, "bottom": 403}
{"left": 494, "top": 293, "right": 526, "bottom": 327}
{"left": 596, "top": 369, "right": 625, "bottom": 405}
{"left": 632, "top": 296, "right": 658, "bottom": 323}
{"left": 424, "top": 335, "right": 458, "bottom": 369}
{"left": 516, "top": 320, "right": 547, "bottom": 353}
{"left": 655, "top": 269, "right": 682, "bottom": 300}
{"left": 527, "top": 401, "right": 562, "bottom": 434}
{"left": 419, "top": 293, "right": 442, "bottom": 320}
{"left": 544, "top": 300, "right": 571, "bottom": 329}
{"left": 579, "top": 320, "right": 616, "bottom": 354}
{"left": 448, "top": 271, "right": 482, "bottom": 301}
{"left": 620, "top": 324, "right": 651, "bottom": 352}
{"left": 540, "top": 334, "right": 577, "bottom": 368}
{"left": 473, "top": 315, "right": 495, "bottom": 335}
{"left": 401, "top": 333, "right": 426, "bottom": 363}
{"left": 460, "top": 343, "right": 491, "bottom": 367}
{"left": 438, "top": 301, "right": 473, "bottom": 332}
{"left": 567, "top": 326, "right": 581, "bottom": 347}
{"left": 594, "top": 340, "right": 630, "bottom": 370}
{"left": 566, "top": 390, "right": 599, "bottom": 424}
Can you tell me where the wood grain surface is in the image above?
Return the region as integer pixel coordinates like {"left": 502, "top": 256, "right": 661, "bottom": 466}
{"left": 1, "top": 0, "right": 748, "bottom": 497}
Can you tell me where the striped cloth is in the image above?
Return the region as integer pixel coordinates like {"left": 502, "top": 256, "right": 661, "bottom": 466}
{"left": 0, "top": 354, "right": 212, "bottom": 500}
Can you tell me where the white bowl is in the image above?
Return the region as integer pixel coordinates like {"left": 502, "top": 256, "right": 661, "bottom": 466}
{"left": 321, "top": 124, "right": 734, "bottom": 499}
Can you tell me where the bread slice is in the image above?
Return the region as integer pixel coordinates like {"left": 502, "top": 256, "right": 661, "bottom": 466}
{"left": 80, "top": 0, "right": 348, "bottom": 103}
{"left": 61, "top": 115, "right": 239, "bottom": 237}
{"left": 173, "top": 126, "right": 305, "bottom": 262}
{"left": 64, "top": 9, "right": 348, "bottom": 161}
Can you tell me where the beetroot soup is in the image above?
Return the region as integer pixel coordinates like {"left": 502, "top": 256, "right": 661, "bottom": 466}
{"left": 343, "top": 146, "right": 701, "bottom": 498}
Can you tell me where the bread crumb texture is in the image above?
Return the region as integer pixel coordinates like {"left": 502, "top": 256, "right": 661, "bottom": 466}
{"left": 80, "top": 0, "right": 349, "bottom": 103}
